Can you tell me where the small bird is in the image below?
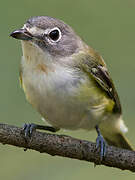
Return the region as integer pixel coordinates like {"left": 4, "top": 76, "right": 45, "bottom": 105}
{"left": 10, "top": 16, "right": 133, "bottom": 159}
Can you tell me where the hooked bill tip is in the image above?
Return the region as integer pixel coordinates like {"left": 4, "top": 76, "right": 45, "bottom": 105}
{"left": 10, "top": 29, "right": 33, "bottom": 41}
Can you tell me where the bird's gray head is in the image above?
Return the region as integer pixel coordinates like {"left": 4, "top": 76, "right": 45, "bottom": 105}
{"left": 10, "top": 16, "right": 84, "bottom": 57}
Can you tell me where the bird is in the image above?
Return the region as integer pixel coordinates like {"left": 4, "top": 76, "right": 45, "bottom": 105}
{"left": 10, "top": 16, "right": 133, "bottom": 159}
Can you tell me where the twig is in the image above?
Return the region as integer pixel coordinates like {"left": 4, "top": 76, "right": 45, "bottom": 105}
{"left": 0, "top": 123, "right": 135, "bottom": 172}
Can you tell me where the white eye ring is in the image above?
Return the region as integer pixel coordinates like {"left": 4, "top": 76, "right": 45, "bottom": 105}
{"left": 48, "top": 27, "right": 62, "bottom": 42}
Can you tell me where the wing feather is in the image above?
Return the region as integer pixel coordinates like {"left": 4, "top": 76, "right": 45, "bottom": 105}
{"left": 80, "top": 49, "right": 122, "bottom": 114}
{"left": 90, "top": 65, "right": 121, "bottom": 113}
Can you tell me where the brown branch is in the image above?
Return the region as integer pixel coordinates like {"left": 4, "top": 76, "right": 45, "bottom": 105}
{"left": 0, "top": 123, "right": 135, "bottom": 172}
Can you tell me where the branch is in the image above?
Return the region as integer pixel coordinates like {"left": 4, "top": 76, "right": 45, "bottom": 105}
{"left": 0, "top": 123, "right": 135, "bottom": 172}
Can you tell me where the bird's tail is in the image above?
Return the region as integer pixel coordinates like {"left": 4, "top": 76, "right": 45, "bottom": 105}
{"left": 103, "top": 132, "right": 133, "bottom": 150}
{"left": 100, "top": 117, "right": 134, "bottom": 151}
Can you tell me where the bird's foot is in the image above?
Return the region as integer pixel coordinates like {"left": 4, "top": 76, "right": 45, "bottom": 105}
{"left": 23, "top": 123, "right": 37, "bottom": 138}
{"left": 22, "top": 123, "right": 59, "bottom": 151}
{"left": 95, "top": 125, "right": 107, "bottom": 161}
{"left": 23, "top": 123, "right": 59, "bottom": 138}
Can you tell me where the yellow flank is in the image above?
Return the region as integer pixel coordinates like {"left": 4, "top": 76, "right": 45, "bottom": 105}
{"left": 19, "top": 68, "right": 23, "bottom": 88}
{"left": 106, "top": 99, "right": 114, "bottom": 112}
{"left": 76, "top": 77, "right": 115, "bottom": 113}
{"left": 20, "top": 79, "right": 35, "bottom": 108}
{"left": 19, "top": 70, "right": 28, "bottom": 100}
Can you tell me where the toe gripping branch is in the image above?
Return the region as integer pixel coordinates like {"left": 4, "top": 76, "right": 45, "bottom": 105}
{"left": 95, "top": 125, "right": 107, "bottom": 161}
{"left": 23, "top": 123, "right": 59, "bottom": 138}
{"left": 22, "top": 123, "right": 59, "bottom": 151}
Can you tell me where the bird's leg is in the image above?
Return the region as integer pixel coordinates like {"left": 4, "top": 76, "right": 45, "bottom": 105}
{"left": 23, "top": 123, "right": 60, "bottom": 138}
{"left": 95, "top": 125, "right": 107, "bottom": 161}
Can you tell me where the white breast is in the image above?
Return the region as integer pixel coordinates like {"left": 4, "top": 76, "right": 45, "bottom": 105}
{"left": 21, "top": 55, "right": 92, "bottom": 129}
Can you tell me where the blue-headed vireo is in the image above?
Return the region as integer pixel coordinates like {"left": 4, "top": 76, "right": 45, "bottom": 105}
{"left": 10, "top": 16, "right": 133, "bottom": 159}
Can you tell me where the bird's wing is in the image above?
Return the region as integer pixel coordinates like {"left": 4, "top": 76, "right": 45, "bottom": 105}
{"left": 80, "top": 49, "right": 122, "bottom": 114}
{"left": 90, "top": 65, "right": 121, "bottom": 113}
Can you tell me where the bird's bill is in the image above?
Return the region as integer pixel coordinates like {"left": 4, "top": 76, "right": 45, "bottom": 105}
{"left": 10, "top": 28, "right": 33, "bottom": 41}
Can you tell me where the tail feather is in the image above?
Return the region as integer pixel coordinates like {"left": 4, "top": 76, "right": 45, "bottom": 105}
{"left": 99, "top": 117, "right": 133, "bottom": 150}
{"left": 104, "top": 133, "right": 134, "bottom": 151}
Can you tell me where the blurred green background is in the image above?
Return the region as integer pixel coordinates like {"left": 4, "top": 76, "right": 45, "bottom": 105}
{"left": 0, "top": 0, "right": 135, "bottom": 179}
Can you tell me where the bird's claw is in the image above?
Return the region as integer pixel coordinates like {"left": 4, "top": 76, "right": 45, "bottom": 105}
{"left": 96, "top": 134, "right": 107, "bottom": 161}
{"left": 23, "top": 123, "right": 36, "bottom": 138}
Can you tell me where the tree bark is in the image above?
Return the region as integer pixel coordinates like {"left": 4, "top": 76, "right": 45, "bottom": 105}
{"left": 0, "top": 123, "right": 135, "bottom": 172}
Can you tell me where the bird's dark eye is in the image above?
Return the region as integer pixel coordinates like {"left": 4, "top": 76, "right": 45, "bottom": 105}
{"left": 49, "top": 29, "right": 60, "bottom": 41}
